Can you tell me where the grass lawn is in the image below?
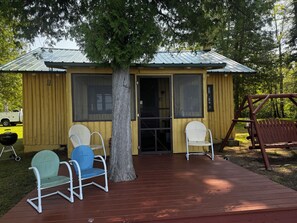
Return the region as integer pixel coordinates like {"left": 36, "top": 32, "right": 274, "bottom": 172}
{"left": 0, "top": 139, "right": 35, "bottom": 217}
{"left": 0, "top": 125, "right": 23, "bottom": 139}
{"left": 0, "top": 125, "right": 67, "bottom": 217}
{"left": 0, "top": 125, "right": 34, "bottom": 217}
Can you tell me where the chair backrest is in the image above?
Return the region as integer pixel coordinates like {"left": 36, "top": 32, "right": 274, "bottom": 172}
{"left": 31, "top": 150, "right": 60, "bottom": 179}
{"left": 69, "top": 124, "right": 91, "bottom": 148}
{"left": 185, "top": 121, "right": 207, "bottom": 141}
{"left": 71, "top": 145, "right": 94, "bottom": 173}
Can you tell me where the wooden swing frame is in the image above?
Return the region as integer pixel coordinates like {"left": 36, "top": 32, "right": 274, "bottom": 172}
{"left": 220, "top": 93, "right": 297, "bottom": 170}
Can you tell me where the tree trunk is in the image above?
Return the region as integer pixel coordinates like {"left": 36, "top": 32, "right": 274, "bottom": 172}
{"left": 278, "top": 44, "right": 285, "bottom": 118}
{"left": 234, "top": 76, "right": 240, "bottom": 111}
{"left": 109, "top": 66, "right": 136, "bottom": 182}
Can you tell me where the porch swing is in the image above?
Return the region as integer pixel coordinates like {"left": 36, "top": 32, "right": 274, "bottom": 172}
{"left": 220, "top": 93, "right": 297, "bottom": 170}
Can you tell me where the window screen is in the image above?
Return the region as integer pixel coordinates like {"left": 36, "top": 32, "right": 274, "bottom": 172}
{"left": 174, "top": 74, "right": 203, "bottom": 118}
{"left": 88, "top": 86, "right": 112, "bottom": 114}
{"left": 72, "top": 74, "right": 135, "bottom": 121}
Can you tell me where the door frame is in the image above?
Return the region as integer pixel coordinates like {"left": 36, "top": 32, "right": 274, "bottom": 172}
{"left": 137, "top": 76, "right": 173, "bottom": 154}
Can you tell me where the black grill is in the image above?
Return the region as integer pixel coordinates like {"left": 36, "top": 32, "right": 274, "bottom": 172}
{"left": 0, "top": 132, "right": 18, "bottom": 146}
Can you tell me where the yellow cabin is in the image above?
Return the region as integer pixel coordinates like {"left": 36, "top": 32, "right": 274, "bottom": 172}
{"left": 0, "top": 48, "right": 255, "bottom": 157}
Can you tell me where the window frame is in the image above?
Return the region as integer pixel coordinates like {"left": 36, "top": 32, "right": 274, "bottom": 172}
{"left": 71, "top": 73, "right": 136, "bottom": 122}
{"left": 173, "top": 74, "right": 204, "bottom": 119}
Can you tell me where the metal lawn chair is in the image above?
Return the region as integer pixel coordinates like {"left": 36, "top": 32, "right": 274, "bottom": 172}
{"left": 70, "top": 145, "right": 108, "bottom": 200}
{"left": 27, "top": 150, "right": 74, "bottom": 213}
{"left": 185, "top": 121, "right": 214, "bottom": 161}
{"left": 68, "top": 124, "right": 106, "bottom": 160}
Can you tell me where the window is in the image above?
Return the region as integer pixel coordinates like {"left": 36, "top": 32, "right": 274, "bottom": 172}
{"left": 173, "top": 74, "right": 203, "bottom": 118}
{"left": 72, "top": 74, "right": 135, "bottom": 121}
{"left": 207, "top": 85, "right": 214, "bottom": 112}
{"left": 88, "top": 86, "right": 112, "bottom": 114}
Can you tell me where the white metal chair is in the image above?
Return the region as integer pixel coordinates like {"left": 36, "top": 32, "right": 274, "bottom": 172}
{"left": 27, "top": 150, "right": 74, "bottom": 213}
{"left": 185, "top": 121, "right": 214, "bottom": 161}
{"left": 68, "top": 124, "right": 106, "bottom": 160}
{"left": 70, "top": 145, "right": 108, "bottom": 200}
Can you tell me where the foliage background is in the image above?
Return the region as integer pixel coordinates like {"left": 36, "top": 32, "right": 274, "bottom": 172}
{"left": 213, "top": 0, "right": 297, "bottom": 119}
{"left": 0, "top": 15, "right": 23, "bottom": 111}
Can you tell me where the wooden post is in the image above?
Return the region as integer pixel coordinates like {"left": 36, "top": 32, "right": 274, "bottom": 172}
{"left": 219, "top": 96, "right": 248, "bottom": 152}
{"left": 247, "top": 96, "right": 272, "bottom": 170}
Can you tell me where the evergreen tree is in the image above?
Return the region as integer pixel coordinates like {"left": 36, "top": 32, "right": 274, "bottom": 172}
{"left": 214, "top": 0, "right": 275, "bottom": 111}
{"left": 0, "top": 15, "right": 23, "bottom": 111}
{"left": 1, "top": 0, "right": 226, "bottom": 182}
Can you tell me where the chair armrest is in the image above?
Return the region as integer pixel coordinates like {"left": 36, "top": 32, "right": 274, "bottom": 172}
{"left": 69, "top": 160, "right": 82, "bottom": 177}
{"left": 207, "top": 129, "right": 213, "bottom": 144}
{"left": 60, "top": 161, "right": 73, "bottom": 179}
{"left": 29, "top": 166, "right": 41, "bottom": 186}
{"left": 91, "top": 131, "right": 104, "bottom": 144}
{"left": 91, "top": 131, "right": 107, "bottom": 160}
{"left": 94, "top": 155, "right": 108, "bottom": 171}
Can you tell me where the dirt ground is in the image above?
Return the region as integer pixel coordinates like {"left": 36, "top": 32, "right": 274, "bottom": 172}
{"left": 219, "top": 141, "right": 297, "bottom": 191}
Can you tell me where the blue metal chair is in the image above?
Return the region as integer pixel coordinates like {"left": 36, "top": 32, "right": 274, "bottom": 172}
{"left": 70, "top": 145, "right": 108, "bottom": 200}
{"left": 27, "top": 150, "right": 74, "bottom": 213}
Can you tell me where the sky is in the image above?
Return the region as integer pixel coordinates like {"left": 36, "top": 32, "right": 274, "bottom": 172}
{"left": 30, "top": 36, "right": 79, "bottom": 50}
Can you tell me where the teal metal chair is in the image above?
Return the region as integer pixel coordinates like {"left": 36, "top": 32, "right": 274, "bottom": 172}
{"left": 27, "top": 150, "right": 74, "bottom": 213}
{"left": 70, "top": 145, "right": 108, "bottom": 200}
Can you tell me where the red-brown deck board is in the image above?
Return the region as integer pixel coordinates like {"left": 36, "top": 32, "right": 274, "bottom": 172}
{"left": 2, "top": 154, "right": 297, "bottom": 222}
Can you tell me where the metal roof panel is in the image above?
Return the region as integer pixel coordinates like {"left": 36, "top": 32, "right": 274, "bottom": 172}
{"left": 0, "top": 48, "right": 256, "bottom": 74}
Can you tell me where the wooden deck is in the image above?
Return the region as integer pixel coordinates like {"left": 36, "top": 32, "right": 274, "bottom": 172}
{"left": 2, "top": 154, "right": 297, "bottom": 223}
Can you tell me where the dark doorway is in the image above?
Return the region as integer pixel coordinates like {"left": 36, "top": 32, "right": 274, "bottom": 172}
{"left": 138, "top": 77, "right": 172, "bottom": 153}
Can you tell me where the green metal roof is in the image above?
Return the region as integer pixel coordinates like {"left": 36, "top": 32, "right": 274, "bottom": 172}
{"left": 0, "top": 47, "right": 256, "bottom": 74}
{"left": 205, "top": 52, "right": 256, "bottom": 74}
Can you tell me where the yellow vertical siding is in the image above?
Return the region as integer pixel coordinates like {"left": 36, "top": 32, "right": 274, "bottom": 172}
{"left": 23, "top": 73, "right": 68, "bottom": 152}
{"left": 23, "top": 67, "right": 234, "bottom": 156}
{"left": 207, "top": 74, "right": 235, "bottom": 141}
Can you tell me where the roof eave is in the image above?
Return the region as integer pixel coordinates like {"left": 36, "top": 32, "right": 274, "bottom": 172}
{"left": 45, "top": 61, "right": 227, "bottom": 70}
{"left": 0, "top": 69, "right": 66, "bottom": 74}
{"left": 132, "top": 63, "right": 226, "bottom": 69}
{"left": 207, "top": 71, "right": 257, "bottom": 75}
{"left": 44, "top": 61, "right": 107, "bottom": 69}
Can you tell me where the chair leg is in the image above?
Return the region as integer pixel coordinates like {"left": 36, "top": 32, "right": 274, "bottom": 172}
{"left": 27, "top": 185, "right": 42, "bottom": 213}
{"left": 37, "top": 185, "right": 42, "bottom": 213}
{"left": 186, "top": 143, "right": 190, "bottom": 160}
{"left": 72, "top": 175, "right": 84, "bottom": 200}
{"left": 77, "top": 177, "right": 83, "bottom": 200}
{"left": 210, "top": 144, "right": 214, "bottom": 160}
{"left": 28, "top": 176, "right": 73, "bottom": 213}
{"left": 92, "top": 182, "right": 109, "bottom": 192}
{"left": 104, "top": 170, "right": 109, "bottom": 192}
